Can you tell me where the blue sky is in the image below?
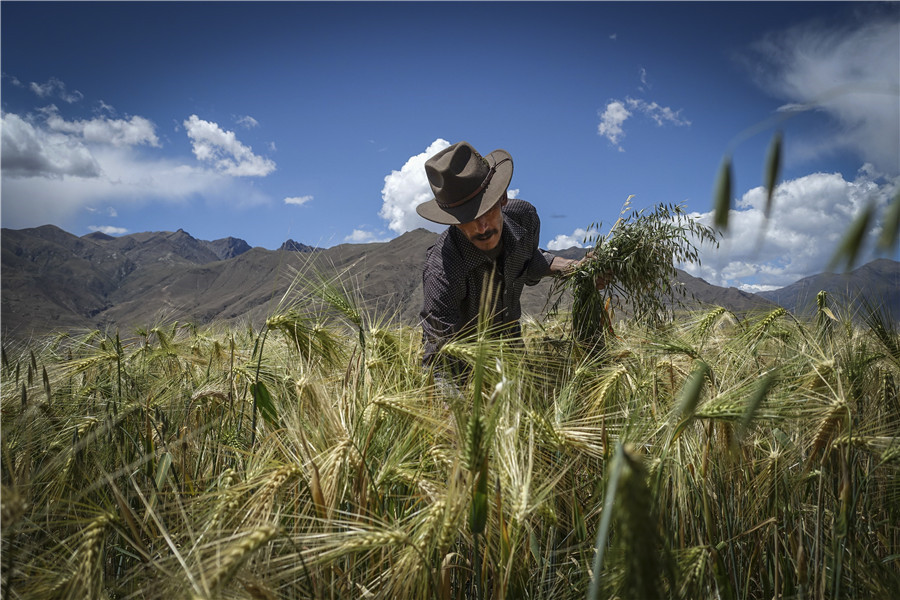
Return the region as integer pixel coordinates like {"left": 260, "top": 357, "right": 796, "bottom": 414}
{"left": 2, "top": 1, "right": 898, "bottom": 291}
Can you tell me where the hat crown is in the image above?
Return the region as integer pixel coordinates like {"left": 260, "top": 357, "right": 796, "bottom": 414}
{"left": 416, "top": 141, "right": 513, "bottom": 225}
{"left": 425, "top": 142, "right": 492, "bottom": 208}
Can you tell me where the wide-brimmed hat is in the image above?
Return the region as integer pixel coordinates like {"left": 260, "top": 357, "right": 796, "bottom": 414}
{"left": 416, "top": 141, "right": 513, "bottom": 225}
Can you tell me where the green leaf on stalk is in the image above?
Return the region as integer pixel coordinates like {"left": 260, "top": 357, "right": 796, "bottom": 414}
{"left": 251, "top": 381, "right": 279, "bottom": 425}
{"left": 672, "top": 362, "right": 710, "bottom": 442}
{"left": 829, "top": 202, "right": 875, "bottom": 272}
{"left": 763, "top": 131, "right": 782, "bottom": 218}
{"left": 714, "top": 157, "right": 732, "bottom": 230}
{"left": 737, "top": 370, "right": 778, "bottom": 442}
{"left": 877, "top": 189, "right": 900, "bottom": 253}
{"left": 588, "top": 444, "right": 626, "bottom": 600}
{"left": 154, "top": 451, "right": 173, "bottom": 492}
{"left": 148, "top": 451, "right": 173, "bottom": 513}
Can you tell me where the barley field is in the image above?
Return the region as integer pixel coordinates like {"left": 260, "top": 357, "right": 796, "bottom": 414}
{"left": 1, "top": 273, "right": 898, "bottom": 600}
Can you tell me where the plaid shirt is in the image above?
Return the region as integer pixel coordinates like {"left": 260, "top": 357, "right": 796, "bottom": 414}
{"left": 420, "top": 198, "right": 556, "bottom": 370}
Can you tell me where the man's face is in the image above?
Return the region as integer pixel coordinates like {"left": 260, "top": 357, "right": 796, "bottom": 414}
{"left": 456, "top": 196, "right": 507, "bottom": 252}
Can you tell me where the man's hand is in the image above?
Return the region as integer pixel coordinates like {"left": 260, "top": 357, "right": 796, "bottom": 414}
{"left": 549, "top": 256, "right": 580, "bottom": 277}
{"left": 551, "top": 254, "right": 611, "bottom": 290}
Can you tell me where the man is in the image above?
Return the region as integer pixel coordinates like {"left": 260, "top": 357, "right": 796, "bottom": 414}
{"left": 416, "top": 141, "right": 584, "bottom": 377}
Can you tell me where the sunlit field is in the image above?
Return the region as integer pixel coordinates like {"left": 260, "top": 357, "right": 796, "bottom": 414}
{"left": 2, "top": 274, "right": 898, "bottom": 599}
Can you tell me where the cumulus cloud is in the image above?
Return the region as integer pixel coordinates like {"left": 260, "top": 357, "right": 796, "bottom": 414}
{"left": 379, "top": 138, "right": 452, "bottom": 234}
{"left": 88, "top": 225, "right": 128, "bottom": 235}
{"left": 681, "top": 166, "right": 898, "bottom": 290}
{"left": 2, "top": 97, "right": 273, "bottom": 232}
{"left": 183, "top": 114, "right": 275, "bottom": 177}
{"left": 597, "top": 101, "right": 631, "bottom": 150}
{"left": 344, "top": 228, "right": 390, "bottom": 244}
{"left": 1, "top": 143, "right": 243, "bottom": 228}
{"left": 42, "top": 105, "right": 160, "bottom": 147}
{"left": 236, "top": 115, "right": 259, "bottom": 128}
{"left": 1, "top": 112, "right": 101, "bottom": 178}
{"left": 1, "top": 111, "right": 266, "bottom": 230}
{"left": 748, "top": 11, "right": 900, "bottom": 174}
{"left": 29, "top": 77, "right": 83, "bottom": 103}
{"left": 1, "top": 105, "right": 162, "bottom": 180}
{"left": 284, "top": 195, "right": 313, "bottom": 206}
{"left": 598, "top": 96, "right": 689, "bottom": 151}
{"left": 547, "top": 228, "right": 590, "bottom": 251}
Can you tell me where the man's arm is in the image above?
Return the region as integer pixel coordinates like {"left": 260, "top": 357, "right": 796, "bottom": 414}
{"left": 420, "top": 247, "right": 470, "bottom": 374}
{"left": 548, "top": 255, "right": 579, "bottom": 276}
{"left": 546, "top": 253, "right": 610, "bottom": 289}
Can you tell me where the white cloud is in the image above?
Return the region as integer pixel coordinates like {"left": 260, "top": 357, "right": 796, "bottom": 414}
{"left": 639, "top": 67, "right": 650, "bottom": 90}
{"left": 739, "top": 283, "right": 782, "bottom": 294}
{"left": 2, "top": 132, "right": 267, "bottom": 231}
{"left": 88, "top": 225, "right": 128, "bottom": 235}
{"left": 2, "top": 73, "right": 23, "bottom": 87}
{"left": 379, "top": 138, "right": 452, "bottom": 234}
{"left": 236, "top": 115, "right": 259, "bottom": 129}
{"left": 598, "top": 96, "right": 690, "bottom": 151}
{"left": 681, "top": 166, "right": 898, "bottom": 290}
{"left": 1, "top": 143, "right": 245, "bottom": 229}
{"left": 344, "top": 228, "right": 390, "bottom": 244}
{"left": 29, "top": 77, "right": 83, "bottom": 103}
{"left": 1, "top": 101, "right": 271, "bottom": 232}
{"left": 284, "top": 195, "right": 313, "bottom": 206}
{"left": 183, "top": 114, "right": 275, "bottom": 177}
{"left": 597, "top": 101, "right": 631, "bottom": 150}
{"left": 547, "top": 228, "right": 590, "bottom": 251}
{"left": 507, "top": 188, "right": 520, "bottom": 199}
{"left": 626, "top": 98, "right": 690, "bottom": 127}
{"left": 42, "top": 105, "right": 160, "bottom": 147}
{"left": 748, "top": 11, "right": 900, "bottom": 174}
{"left": 85, "top": 206, "right": 118, "bottom": 217}
{"left": 1, "top": 112, "right": 101, "bottom": 178}
{"left": 97, "top": 100, "right": 115, "bottom": 115}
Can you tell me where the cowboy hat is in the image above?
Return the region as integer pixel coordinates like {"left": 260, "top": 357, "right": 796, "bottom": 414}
{"left": 416, "top": 141, "right": 514, "bottom": 225}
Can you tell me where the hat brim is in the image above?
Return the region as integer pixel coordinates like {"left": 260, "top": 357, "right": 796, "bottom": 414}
{"left": 416, "top": 149, "right": 513, "bottom": 226}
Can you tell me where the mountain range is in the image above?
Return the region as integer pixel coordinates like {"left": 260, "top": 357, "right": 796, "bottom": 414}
{"left": 2, "top": 225, "right": 896, "bottom": 341}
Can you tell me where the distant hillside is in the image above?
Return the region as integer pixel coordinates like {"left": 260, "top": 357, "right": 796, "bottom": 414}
{"left": 206, "top": 236, "right": 252, "bottom": 260}
{"left": 757, "top": 259, "right": 899, "bottom": 317}
{"left": 279, "top": 239, "right": 318, "bottom": 253}
{"left": 3, "top": 224, "right": 892, "bottom": 341}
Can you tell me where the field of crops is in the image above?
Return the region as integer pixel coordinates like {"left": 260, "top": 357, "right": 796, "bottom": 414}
{"left": 1, "top": 277, "right": 898, "bottom": 599}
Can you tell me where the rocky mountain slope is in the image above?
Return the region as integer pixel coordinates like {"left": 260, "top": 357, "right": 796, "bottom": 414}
{"left": 2, "top": 224, "right": 893, "bottom": 340}
{"left": 757, "top": 258, "right": 899, "bottom": 317}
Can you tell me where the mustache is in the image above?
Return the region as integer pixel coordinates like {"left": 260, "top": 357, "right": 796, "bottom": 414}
{"left": 473, "top": 229, "right": 499, "bottom": 241}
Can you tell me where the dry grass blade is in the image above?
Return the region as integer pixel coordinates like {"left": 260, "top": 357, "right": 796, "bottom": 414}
{"left": 2, "top": 277, "right": 898, "bottom": 599}
{"left": 202, "top": 526, "right": 278, "bottom": 597}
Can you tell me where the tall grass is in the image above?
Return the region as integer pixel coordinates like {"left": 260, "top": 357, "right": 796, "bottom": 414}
{"left": 1, "top": 284, "right": 898, "bottom": 599}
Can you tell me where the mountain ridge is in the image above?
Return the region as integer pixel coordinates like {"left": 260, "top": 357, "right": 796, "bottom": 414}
{"left": 757, "top": 258, "right": 899, "bottom": 316}
{"left": 2, "top": 225, "right": 895, "bottom": 340}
